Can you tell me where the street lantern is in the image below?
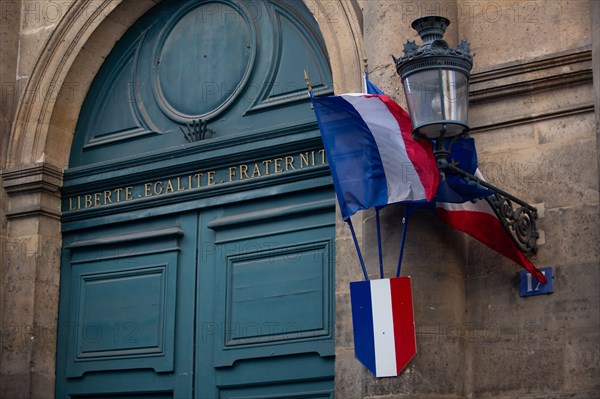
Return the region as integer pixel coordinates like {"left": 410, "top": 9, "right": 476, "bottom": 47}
{"left": 393, "top": 15, "right": 540, "bottom": 256}
{"left": 394, "top": 16, "right": 473, "bottom": 141}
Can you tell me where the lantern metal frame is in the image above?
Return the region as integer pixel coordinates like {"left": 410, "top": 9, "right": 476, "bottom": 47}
{"left": 393, "top": 16, "right": 539, "bottom": 255}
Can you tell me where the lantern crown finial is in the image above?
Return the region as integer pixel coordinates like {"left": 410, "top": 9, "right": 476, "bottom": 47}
{"left": 394, "top": 15, "right": 473, "bottom": 81}
{"left": 411, "top": 15, "right": 450, "bottom": 44}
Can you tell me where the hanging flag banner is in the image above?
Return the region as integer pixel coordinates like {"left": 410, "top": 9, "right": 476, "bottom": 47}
{"left": 364, "top": 73, "right": 384, "bottom": 95}
{"left": 350, "top": 277, "right": 416, "bottom": 377}
{"left": 308, "top": 79, "right": 421, "bottom": 377}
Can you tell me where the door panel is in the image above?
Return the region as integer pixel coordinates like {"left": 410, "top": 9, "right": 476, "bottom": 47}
{"left": 197, "top": 188, "right": 335, "bottom": 397}
{"left": 56, "top": 213, "right": 198, "bottom": 398}
{"left": 217, "top": 356, "right": 334, "bottom": 399}
{"left": 66, "top": 256, "right": 177, "bottom": 377}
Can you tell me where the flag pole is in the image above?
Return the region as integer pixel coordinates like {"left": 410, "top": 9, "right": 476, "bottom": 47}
{"left": 363, "top": 58, "right": 368, "bottom": 93}
{"left": 304, "top": 69, "right": 313, "bottom": 99}
{"left": 395, "top": 208, "right": 409, "bottom": 278}
{"left": 376, "top": 208, "right": 384, "bottom": 279}
{"left": 347, "top": 218, "right": 369, "bottom": 281}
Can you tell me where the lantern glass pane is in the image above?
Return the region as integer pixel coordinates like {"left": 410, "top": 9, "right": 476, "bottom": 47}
{"left": 402, "top": 68, "right": 469, "bottom": 138}
{"left": 441, "top": 69, "right": 468, "bottom": 129}
{"left": 403, "top": 69, "right": 439, "bottom": 136}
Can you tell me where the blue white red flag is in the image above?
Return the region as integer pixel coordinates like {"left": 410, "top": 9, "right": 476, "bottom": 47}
{"left": 436, "top": 196, "right": 547, "bottom": 284}
{"left": 312, "top": 94, "right": 439, "bottom": 220}
{"left": 350, "top": 277, "right": 416, "bottom": 377}
{"left": 404, "top": 137, "right": 546, "bottom": 283}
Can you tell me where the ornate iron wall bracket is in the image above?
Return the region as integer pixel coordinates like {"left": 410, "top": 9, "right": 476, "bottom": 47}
{"left": 485, "top": 194, "right": 539, "bottom": 254}
{"left": 180, "top": 119, "right": 215, "bottom": 143}
{"left": 442, "top": 162, "right": 539, "bottom": 254}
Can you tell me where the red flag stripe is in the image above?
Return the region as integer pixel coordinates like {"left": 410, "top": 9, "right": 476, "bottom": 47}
{"left": 390, "top": 277, "right": 417, "bottom": 373}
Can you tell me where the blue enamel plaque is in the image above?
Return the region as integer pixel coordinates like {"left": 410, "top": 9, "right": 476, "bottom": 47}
{"left": 519, "top": 267, "right": 554, "bottom": 297}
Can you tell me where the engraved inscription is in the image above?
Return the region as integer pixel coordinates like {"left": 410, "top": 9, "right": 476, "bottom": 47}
{"left": 66, "top": 150, "right": 327, "bottom": 211}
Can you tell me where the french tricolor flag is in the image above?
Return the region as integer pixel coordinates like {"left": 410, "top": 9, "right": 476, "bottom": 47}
{"left": 350, "top": 277, "right": 417, "bottom": 377}
{"left": 312, "top": 94, "right": 439, "bottom": 220}
{"left": 436, "top": 199, "right": 547, "bottom": 284}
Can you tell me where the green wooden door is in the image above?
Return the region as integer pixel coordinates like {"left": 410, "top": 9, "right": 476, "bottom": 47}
{"left": 56, "top": 1, "right": 335, "bottom": 397}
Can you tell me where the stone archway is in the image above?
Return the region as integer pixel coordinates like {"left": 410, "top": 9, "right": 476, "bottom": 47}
{"left": 1, "top": 1, "right": 364, "bottom": 396}
{"left": 7, "top": 0, "right": 364, "bottom": 168}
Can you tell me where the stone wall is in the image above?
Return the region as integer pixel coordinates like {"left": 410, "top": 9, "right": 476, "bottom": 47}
{"left": 340, "top": 0, "right": 599, "bottom": 398}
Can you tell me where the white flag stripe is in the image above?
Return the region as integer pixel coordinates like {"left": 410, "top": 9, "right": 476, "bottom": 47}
{"left": 437, "top": 197, "right": 496, "bottom": 216}
{"left": 370, "top": 279, "right": 397, "bottom": 377}
{"left": 342, "top": 95, "right": 427, "bottom": 203}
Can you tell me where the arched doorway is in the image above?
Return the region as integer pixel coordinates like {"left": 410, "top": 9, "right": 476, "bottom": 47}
{"left": 55, "top": 0, "right": 336, "bottom": 396}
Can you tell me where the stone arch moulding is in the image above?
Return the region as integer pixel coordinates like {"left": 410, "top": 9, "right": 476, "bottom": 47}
{"left": 6, "top": 0, "right": 365, "bottom": 170}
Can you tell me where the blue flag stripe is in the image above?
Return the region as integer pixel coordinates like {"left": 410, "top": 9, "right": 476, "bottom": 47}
{"left": 350, "top": 281, "right": 376, "bottom": 375}
{"left": 312, "top": 96, "right": 389, "bottom": 220}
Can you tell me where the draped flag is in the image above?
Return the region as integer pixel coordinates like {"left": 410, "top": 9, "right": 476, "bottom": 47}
{"left": 435, "top": 200, "right": 546, "bottom": 283}
{"left": 311, "top": 94, "right": 439, "bottom": 220}
{"left": 413, "top": 137, "right": 547, "bottom": 283}
{"left": 350, "top": 277, "right": 416, "bottom": 377}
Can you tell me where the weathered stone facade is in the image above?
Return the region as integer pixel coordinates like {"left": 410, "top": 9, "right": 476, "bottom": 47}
{"left": 1, "top": 0, "right": 598, "bottom": 398}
